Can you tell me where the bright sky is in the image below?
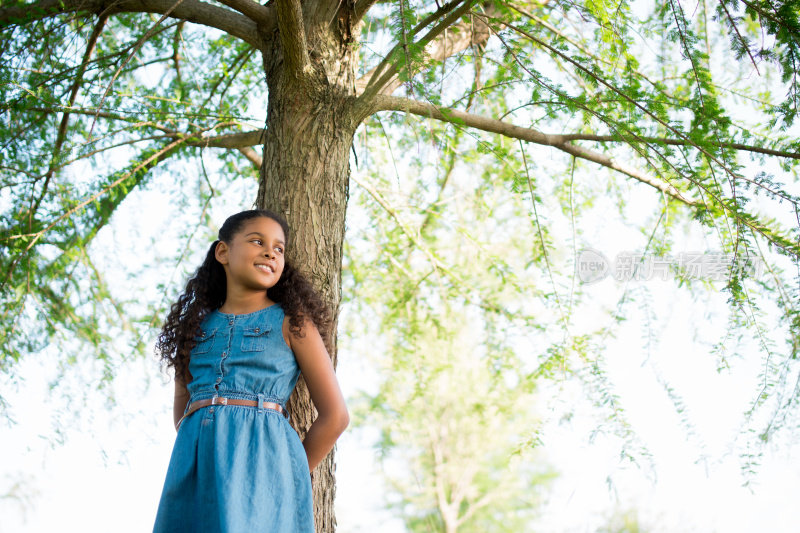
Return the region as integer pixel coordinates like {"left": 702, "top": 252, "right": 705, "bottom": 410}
{"left": 1, "top": 148, "right": 799, "bottom": 533}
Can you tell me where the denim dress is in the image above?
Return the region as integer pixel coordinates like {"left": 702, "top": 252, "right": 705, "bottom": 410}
{"left": 153, "top": 303, "right": 314, "bottom": 532}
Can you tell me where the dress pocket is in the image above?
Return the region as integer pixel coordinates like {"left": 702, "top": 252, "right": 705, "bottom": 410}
{"left": 241, "top": 325, "right": 272, "bottom": 352}
{"left": 192, "top": 326, "right": 217, "bottom": 355}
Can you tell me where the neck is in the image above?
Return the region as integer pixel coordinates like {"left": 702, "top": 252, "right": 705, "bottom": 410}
{"left": 218, "top": 291, "right": 276, "bottom": 315}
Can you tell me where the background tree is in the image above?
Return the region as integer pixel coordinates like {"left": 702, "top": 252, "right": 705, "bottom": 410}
{"left": 2, "top": 0, "right": 800, "bottom": 530}
{"left": 342, "top": 153, "right": 555, "bottom": 531}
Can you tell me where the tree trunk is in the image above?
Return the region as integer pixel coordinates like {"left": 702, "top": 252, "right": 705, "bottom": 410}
{"left": 256, "top": 7, "right": 360, "bottom": 532}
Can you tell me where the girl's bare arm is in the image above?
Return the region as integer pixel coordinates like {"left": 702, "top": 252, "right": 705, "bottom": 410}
{"left": 286, "top": 316, "right": 349, "bottom": 472}
{"left": 173, "top": 378, "right": 191, "bottom": 430}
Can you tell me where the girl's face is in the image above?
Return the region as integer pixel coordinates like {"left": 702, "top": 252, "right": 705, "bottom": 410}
{"left": 215, "top": 216, "right": 286, "bottom": 292}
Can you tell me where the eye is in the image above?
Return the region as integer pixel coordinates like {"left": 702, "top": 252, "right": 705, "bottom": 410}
{"left": 251, "top": 239, "right": 263, "bottom": 245}
{"left": 275, "top": 246, "right": 284, "bottom": 254}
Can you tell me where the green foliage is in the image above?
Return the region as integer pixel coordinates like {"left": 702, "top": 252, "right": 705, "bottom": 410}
{"left": 714, "top": 0, "right": 800, "bottom": 126}
{"left": 597, "top": 507, "right": 649, "bottom": 533}
{"left": 344, "top": 142, "right": 556, "bottom": 528}
{"left": 356, "top": 0, "right": 800, "bottom": 485}
{"left": 0, "top": 9, "right": 262, "bottom": 413}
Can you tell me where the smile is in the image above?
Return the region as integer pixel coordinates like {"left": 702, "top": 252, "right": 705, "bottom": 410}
{"left": 255, "top": 264, "right": 275, "bottom": 273}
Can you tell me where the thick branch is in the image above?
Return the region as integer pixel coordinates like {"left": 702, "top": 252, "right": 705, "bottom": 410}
{"left": 215, "top": 0, "right": 272, "bottom": 25}
{"left": 238, "top": 146, "right": 262, "bottom": 168}
{"left": 371, "top": 95, "right": 698, "bottom": 205}
{"left": 198, "top": 120, "right": 800, "bottom": 163}
{"left": 190, "top": 130, "right": 265, "bottom": 148}
{"left": 353, "top": 0, "right": 381, "bottom": 21}
{"left": 276, "top": 0, "right": 312, "bottom": 82}
{"left": 1, "top": 0, "right": 262, "bottom": 48}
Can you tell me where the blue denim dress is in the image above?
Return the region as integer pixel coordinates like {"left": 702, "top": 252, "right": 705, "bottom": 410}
{"left": 153, "top": 303, "right": 314, "bottom": 532}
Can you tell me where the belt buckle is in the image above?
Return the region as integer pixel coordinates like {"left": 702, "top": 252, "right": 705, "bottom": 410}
{"left": 211, "top": 396, "right": 228, "bottom": 406}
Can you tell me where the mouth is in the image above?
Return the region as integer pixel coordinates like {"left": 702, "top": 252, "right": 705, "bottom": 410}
{"left": 255, "top": 263, "right": 275, "bottom": 274}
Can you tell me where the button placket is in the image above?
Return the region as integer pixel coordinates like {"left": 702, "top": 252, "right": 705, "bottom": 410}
{"left": 216, "top": 317, "right": 234, "bottom": 389}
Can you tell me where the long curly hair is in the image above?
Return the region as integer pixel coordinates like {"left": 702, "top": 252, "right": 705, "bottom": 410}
{"left": 155, "top": 209, "right": 332, "bottom": 384}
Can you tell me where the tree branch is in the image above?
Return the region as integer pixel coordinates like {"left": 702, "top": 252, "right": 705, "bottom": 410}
{"left": 489, "top": 14, "right": 750, "bottom": 192}
{"left": 189, "top": 129, "right": 265, "bottom": 148}
{"left": 198, "top": 47, "right": 257, "bottom": 109}
{"left": 276, "top": 0, "right": 312, "bottom": 82}
{"left": 557, "top": 133, "right": 800, "bottom": 160}
{"left": 191, "top": 112, "right": 800, "bottom": 259}
{"left": 353, "top": 0, "right": 382, "bottom": 22}
{"left": 0, "top": 0, "right": 263, "bottom": 48}
{"left": 34, "top": 13, "right": 108, "bottom": 219}
{"left": 370, "top": 94, "right": 698, "bottom": 205}
{"left": 28, "top": 106, "right": 189, "bottom": 134}
{"left": 172, "top": 21, "right": 185, "bottom": 87}
{"left": 369, "top": 1, "right": 469, "bottom": 81}
{"left": 215, "top": 0, "right": 272, "bottom": 25}
{"left": 90, "top": 0, "right": 187, "bottom": 138}
{"left": 509, "top": 3, "right": 671, "bottom": 100}
{"left": 238, "top": 146, "right": 262, "bottom": 168}
{"left": 717, "top": 0, "right": 760, "bottom": 74}
{"left": 356, "top": 5, "right": 495, "bottom": 96}
{"left": 196, "top": 120, "right": 800, "bottom": 163}
{"left": 1, "top": 135, "right": 191, "bottom": 289}
{"left": 359, "top": 0, "right": 475, "bottom": 101}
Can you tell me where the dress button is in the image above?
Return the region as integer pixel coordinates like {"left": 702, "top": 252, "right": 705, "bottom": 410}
{"left": 222, "top": 352, "right": 227, "bottom": 357}
{"left": 254, "top": 328, "right": 260, "bottom": 333}
{"left": 229, "top": 320, "right": 234, "bottom": 325}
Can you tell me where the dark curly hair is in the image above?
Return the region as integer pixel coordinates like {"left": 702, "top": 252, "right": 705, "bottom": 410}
{"left": 155, "top": 209, "right": 332, "bottom": 384}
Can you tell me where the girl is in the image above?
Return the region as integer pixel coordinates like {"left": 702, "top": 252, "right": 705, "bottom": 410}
{"left": 153, "top": 209, "right": 349, "bottom": 532}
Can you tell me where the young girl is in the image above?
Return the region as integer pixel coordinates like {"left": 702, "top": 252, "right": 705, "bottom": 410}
{"left": 152, "top": 209, "right": 349, "bottom": 532}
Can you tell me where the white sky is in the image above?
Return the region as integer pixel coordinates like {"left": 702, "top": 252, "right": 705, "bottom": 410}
{"left": 1, "top": 150, "right": 798, "bottom": 533}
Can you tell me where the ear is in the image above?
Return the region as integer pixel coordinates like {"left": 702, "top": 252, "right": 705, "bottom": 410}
{"left": 214, "top": 240, "right": 229, "bottom": 265}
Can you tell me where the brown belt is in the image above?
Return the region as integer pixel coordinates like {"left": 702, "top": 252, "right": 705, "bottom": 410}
{"left": 176, "top": 396, "right": 286, "bottom": 430}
